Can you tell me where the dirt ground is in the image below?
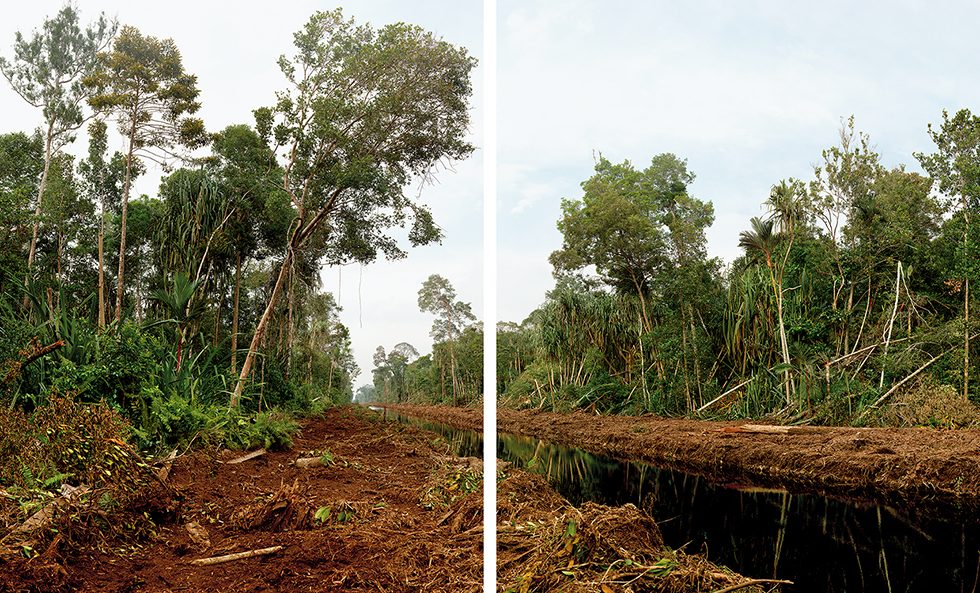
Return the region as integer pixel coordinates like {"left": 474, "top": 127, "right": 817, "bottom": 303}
{"left": 0, "top": 406, "right": 484, "bottom": 593}
{"left": 389, "top": 404, "right": 980, "bottom": 511}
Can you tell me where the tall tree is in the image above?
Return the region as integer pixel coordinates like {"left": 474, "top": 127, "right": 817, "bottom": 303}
{"left": 739, "top": 210, "right": 793, "bottom": 404}
{"left": 211, "top": 123, "right": 288, "bottom": 375}
{"left": 231, "top": 9, "right": 476, "bottom": 406}
{"left": 418, "top": 274, "right": 476, "bottom": 406}
{"left": 0, "top": 4, "right": 115, "bottom": 279}
{"left": 916, "top": 108, "right": 980, "bottom": 399}
{"left": 76, "top": 120, "right": 126, "bottom": 328}
{"left": 84, "top": 25, "right": 207, "bottom": 323}
{"left": 0, "top": 133, "right": 42, "bottom": 283}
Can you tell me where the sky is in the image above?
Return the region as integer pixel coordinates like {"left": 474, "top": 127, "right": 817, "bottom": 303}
{"left": 497, "top": 0, "right": 980, "bottom": 324}
{"left": 0, "top": 1, "right": 483, "bottom": 389}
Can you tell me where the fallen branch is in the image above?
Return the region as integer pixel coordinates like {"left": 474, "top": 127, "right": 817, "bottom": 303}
{"left": 225, "top": 448, "right": 267, "bottom": 465}
{"left": 190, "top": 545, "right": 284, "bottom": 566}
{"left": 2, "top": 339, "right": 65, "bottom": 385}
{"left": 709, "top": 578, "right": 793, "bottom": 593}
{"left": 697, "top": 378, "right": 753, "bottom": 413}
{"left": 294, "top": 456, "right": 323, "bottom": 468}
{"left": 855, "top": 332, "right": 980, "bottom": 420}
{"left": 720, "top": 424, "right": 797, "bottom": 435}
{"left": 2, "top": 484, "right": 89, "bottom": 544}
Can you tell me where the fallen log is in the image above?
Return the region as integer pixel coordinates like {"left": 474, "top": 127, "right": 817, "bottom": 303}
{"left": 719, "top": 424, "right": 797, "bottom": 435}
{"left": 2, "top": 484, "right": 89, "bottom": 544}
{"left": 190, "top": 545, "right": 284, "bottom": 566}
{"left": 225, "top": 448, "right": 267, "bottom": 465}
{"left": 294, "top": 456, "right": 323, "bottom": 468}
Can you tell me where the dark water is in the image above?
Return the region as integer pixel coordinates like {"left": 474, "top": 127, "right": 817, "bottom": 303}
{"left": 374, "top": 407, "right": 980, "bottom": 593}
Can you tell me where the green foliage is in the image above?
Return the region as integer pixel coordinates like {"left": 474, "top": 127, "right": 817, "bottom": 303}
{"left": 502, "top": 118, "right": 980, "bottom": 423}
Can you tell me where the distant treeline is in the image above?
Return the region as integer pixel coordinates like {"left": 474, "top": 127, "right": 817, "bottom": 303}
{"left": 498, "top": 113, "right": 980, "bottom": 426}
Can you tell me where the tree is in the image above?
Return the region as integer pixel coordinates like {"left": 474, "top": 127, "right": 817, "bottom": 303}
{"left": 418, "top": 274, "right": 476, "bottom": 405}
{"left": 0, "top": 132, "right": 42, "bottom": 283}
{"left": 76, "top": 120, "right": 127, "bottom": 328}
{"left": 211, "top": 123, "right": 290, "bottom": 375}
{"left": 231, "top": 9, "right": 476, "bottom": 406}
{"left": 550, "top": 154, "right": 713, "bottom": 331}
{"left": 85, "top": 25, "right": 207, "bottom": 323}
{"left": 0, "top": 4, "right": 116, "bottom": 278}
{"left": 916, "top": 108, "right": 980, "bottom": 399}
{"left": 739, "top": 211, "right": 793, "bottom": 404}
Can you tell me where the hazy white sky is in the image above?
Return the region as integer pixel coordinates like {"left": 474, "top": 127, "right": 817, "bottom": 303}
{"left": 497, "top": 0, "right": 980, "bottom": 323}
{"left": 0, "top": 1, "right": 483, "bottom": 388}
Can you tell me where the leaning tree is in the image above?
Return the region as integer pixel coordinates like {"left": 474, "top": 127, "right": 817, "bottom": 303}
{"left": 230, "top": 10, "right": 476, "bottom": 406}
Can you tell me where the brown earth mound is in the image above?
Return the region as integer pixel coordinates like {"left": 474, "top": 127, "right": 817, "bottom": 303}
{"left": 0, "top": 406, "right": 483, "bottom": 593}
{"left": 388, "top": 404, "right": 980, "bottom": 510}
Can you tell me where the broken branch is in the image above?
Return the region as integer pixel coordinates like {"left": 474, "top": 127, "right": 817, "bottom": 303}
{"left": 190, "top": 545, "right": 284, "bottom": 566}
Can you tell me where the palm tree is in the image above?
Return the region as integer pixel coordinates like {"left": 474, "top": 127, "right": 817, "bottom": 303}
{"left": 739, "top": 216, "right": 794, "bottom": 405}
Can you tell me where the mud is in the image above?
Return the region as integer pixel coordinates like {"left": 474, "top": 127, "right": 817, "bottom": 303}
{"left": 0, "top": 407, "right": 483, "bottom": 593}
{"left": 388, "top": 404, "right": 980, "bottom": 510}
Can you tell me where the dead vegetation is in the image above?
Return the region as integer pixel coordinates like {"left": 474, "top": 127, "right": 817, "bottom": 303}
{"left": 496, "top": 472, "right": 781, "bottom": 593}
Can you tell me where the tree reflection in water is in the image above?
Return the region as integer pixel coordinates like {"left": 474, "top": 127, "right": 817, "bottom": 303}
{"left": 382, "top": 410, "right": 980, "bottom": 593}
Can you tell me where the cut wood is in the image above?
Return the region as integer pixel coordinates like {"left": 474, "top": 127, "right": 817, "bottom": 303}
{"left": 224, "top": 448, "right": 267, "bottom": 465}
{"left": 720, "top": 424, "right": 797, "bottom": 435}
{"left": 156, "top": 448, "right": 178, "bottom": 482}
{"left": 294, "top": 456, "right": 323, "bottom": 468}
{"left": 2, "top": 484, "right": 89, "bottom": 543}
{"left": 190, "top": 545, "right": 284, "bottom": 566}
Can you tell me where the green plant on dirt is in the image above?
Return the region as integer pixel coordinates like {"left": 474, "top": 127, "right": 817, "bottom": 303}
{"left": 420, "top": 463, "right": 482, "bottom": 510}
{"left": 313, "top": 502, "right": 356, "bottom": 526}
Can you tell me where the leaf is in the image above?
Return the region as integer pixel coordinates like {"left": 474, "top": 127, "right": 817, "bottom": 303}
{"left": 561, "top": 570, "right": 574, "bottom": 577}
{"left": 314, "top": 506, "right": 331, "bottom": 524}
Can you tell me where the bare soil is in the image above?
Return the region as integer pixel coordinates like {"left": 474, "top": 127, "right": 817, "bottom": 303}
{"left": 389, "top": 404, "right": 980, "bottom": 511}
{"left": 0, "top": 406, "right": 483, "bottom": 593}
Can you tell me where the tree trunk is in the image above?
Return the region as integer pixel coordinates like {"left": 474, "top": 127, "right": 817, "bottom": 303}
{"left": 26, "top": 125, "right": 54, "bottom": 275}
{"left": 286, "top": 264, "right": 295, "bottom": 382}
{"left": 231, "top": 252, "right": 241, "bottom": 374}
{"left": 231, "top": 250, "right": 293, "bottom": 407}
{"left": 97, "top": 205, "right": 106, "bottom": 329}
{"left": 965, "top": 276, "right": 971, "bottom": 400}
{"left": 114, "top": 119, "right": 138, "bottom": 323}
{"left": 767, "top": 255, "right": 793, "bottom": 405}
{"left": 213, "top": 273, "right": 223, "bottom": 347}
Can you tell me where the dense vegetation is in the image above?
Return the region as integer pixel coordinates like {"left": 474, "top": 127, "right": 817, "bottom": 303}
{"left": 366, "top": 274, "right": 483, "bottom": 407}
{"left": 499, "top": 115, "right": 980, "bottom": 426}
{"left": 0, "top": 1, "right": 475, "bottom": 511}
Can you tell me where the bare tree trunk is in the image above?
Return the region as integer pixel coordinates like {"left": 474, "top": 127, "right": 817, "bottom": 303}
{"left": 231, "top": 250, "right": 292, "bottom": 407}
{"left": 213, "top": 273, "right": 223, "bottom": 347}
{"left": 231, "top": 252, "right": 241, "bottom": 374}
{"left": 114, "top": 119, "right": 137, "bottom": 323}
{"left": 286, "top": 264, "right": 295, "bottom": 382}
{"left": 97, "top": 206, "right": 106, "bottom": 329}
{"left": 26, "top": 126, "right": 54, "bottom": 276}
{"left": 965, "top": 277, "right": 971, "bottom": 400}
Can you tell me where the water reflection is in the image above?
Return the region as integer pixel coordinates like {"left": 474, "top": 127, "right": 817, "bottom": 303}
{"left": 378, "top": 409, "right": 980, "bottom": 593}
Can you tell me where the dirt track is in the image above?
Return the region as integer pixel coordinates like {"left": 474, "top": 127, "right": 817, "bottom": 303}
{"left": 1, "top": 407, "right": 483, "bottom": 593}
{"left": 389, "top": 404, "right": 980, "bottom": 510}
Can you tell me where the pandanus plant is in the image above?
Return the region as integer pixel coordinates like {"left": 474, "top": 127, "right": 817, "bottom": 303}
{"left": 150, "top": 272, "right": 203, "bottom": 372}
